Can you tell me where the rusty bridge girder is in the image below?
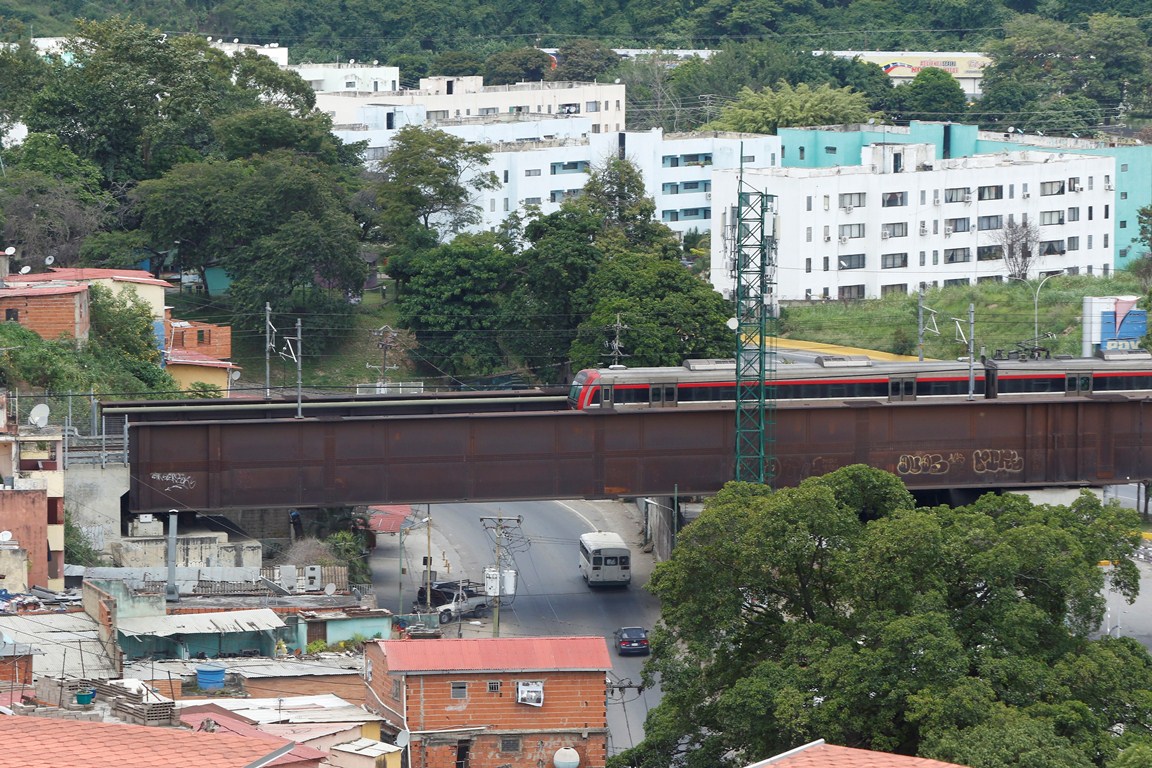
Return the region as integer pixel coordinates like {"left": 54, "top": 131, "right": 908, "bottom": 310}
{"left": 129, "top": 397, "right": 1152, "bottom": 513}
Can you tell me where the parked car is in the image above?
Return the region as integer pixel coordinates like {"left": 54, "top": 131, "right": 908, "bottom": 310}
{"left": 613, "top": 627, "right": 650, "bottom": 656}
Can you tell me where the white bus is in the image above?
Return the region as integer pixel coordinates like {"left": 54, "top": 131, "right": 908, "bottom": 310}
{"left": 578, "top": 531, "right": 632, "bottom": 587}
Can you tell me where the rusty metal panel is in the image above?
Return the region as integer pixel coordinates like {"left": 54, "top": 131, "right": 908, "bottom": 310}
{"left": 129, "top": 398, "right": 1152, "bottom": 512}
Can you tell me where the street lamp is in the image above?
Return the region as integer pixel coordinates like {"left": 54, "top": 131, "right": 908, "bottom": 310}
{"left": 1010, "top": 271, "right": 1062, "bottom": 341}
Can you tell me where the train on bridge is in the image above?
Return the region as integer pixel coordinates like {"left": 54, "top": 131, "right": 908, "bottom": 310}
{"left": 567, "top": 351, "right": 1152, "bottom": 410}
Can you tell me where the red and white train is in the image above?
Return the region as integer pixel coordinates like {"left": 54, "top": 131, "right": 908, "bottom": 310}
{"left": 566, "top": 352, "right": 1152, "bottom": 410}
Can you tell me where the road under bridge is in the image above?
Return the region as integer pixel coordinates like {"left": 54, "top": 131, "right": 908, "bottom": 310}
{"left": 128, "top": 396, "right": 1152, "bottom": 513}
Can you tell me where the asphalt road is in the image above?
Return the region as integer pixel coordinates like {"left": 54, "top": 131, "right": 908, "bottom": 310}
{"left": 370, "top": 499, "right": 664, "bottom": 759}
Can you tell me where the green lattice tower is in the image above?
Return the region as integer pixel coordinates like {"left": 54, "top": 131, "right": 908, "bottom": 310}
{"left": 733, "top": 185, "right": 777, "bottom": 486}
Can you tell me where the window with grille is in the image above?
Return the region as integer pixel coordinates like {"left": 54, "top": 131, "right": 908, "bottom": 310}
{"left": 451, "top": 682, "right": 467, "bottom": 699}
{"left": 487, "top": 681, "right": 502, "bottom": 694}
{"left": 500, "top": 737, "right": 521, "bottom": 753}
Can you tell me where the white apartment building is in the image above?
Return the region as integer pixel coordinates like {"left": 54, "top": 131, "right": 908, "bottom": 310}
{"left": 290, "top": 62, "right": 401, "bottom": 93}
{"left": 480, "top": 129, "right": 779, "bottom": 238}
{"left": 317, "top": 76, "right": 626, "bottom": 134}
{"left": 710, "top": 143, "right": 1116, "bottom": 301}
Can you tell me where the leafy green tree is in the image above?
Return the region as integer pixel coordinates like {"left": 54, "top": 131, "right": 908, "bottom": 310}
{"left": 0, "top": 170, "right": 109, "bottom": 267}
{"left": 0, "top": 33, "right": 48, "bottom": 137}
{"left": 706, "top": 81, "right": 879, "bottom": 134}
{"left": 213, "top": 106, "right": 363, "bottom": 168}
{"left": 892, "top": 67, "right": 968, "bottom": 123}
{"left": 431, "top": 50, "right": 485, "bottom": 76}
{"left": 549, "top": 39, "right": 620, "bottom": 82}
{"left": 64, "top": 512, "right": 106, "bottom": 566}
{"left": 396, "top": 233, "right": 514, "bottom": 376}
{"left": 620, "top": 473, "right": 1150, "bottom": 768}
{"left": 484, "top": 47, "right": 554, "bottom": 85}
{"left": 373, "top": 125, "right": 498, "bottom": 248}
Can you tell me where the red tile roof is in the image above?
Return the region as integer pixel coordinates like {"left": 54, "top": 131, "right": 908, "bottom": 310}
{"left": 0, "top": 284, "right": 86, "bottom": 297}
{"left": 0, "top": 716, "right": 311, "bottom": 768}
{"left": 180, "top": 712, "right": 328, "bottom": 765}
{"left": 6, "top": 267, "right": 169, "bottom": 288}
{"left": 755, "top": 741, "right": 969, "bottom": 768}
{"left": 377, "top": 636, "right": 612, "bottom": 672}
{"left": 166, "top": 347, "right": 238, "bottom": 368}
{"left": 367, "top": 505, "right": 413, "bottom": 533}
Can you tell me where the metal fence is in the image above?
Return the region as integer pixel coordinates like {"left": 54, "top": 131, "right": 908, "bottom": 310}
{"left": 9, "top": 390, "right": 130, "bottom": 467}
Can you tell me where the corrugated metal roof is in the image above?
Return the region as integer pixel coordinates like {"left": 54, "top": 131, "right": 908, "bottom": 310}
{"left": 747, "top": 741, "right": 970, "bottom": 767}
{"left": 176, "top": 694, "right": 385, "bottom": 725}
{"left": 0, "top": 613, "right": 118, "bottom": 678}
{"left": 367, "top": 505, "right": 412, "bottom": 533}
{"left": 378, "top": 636, "right": 611, "bottom": 673}
{"left": 117, "top": 608, "right": 285, "bottom": 638}
{"left": 332, "top": 738, "right": 403, "bottom": 757}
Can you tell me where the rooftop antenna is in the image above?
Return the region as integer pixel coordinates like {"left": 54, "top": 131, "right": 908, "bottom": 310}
{"left": 603, "top": 313, "right": 630, "bottom": 369}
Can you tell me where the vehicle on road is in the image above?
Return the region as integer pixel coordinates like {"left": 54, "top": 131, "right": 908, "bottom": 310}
{"left": 613, "top": 627, "right": 650, "bottom": 655}
{"left": 415, "top": 579, "right": 489, "bottom": 624}
{"left": 579, "top": 531, "right": 632, "bottom": 587}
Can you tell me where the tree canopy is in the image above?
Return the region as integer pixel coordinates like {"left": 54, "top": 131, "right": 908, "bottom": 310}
{"left": 706, "top": 82, "right": 879, "bottom": 134}
{"left": 617, "top": 469, "right": 1151, "bottom": 768}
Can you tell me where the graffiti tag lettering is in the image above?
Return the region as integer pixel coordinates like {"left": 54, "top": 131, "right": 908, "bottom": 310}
{"left": 897, "top": 453, "right": 954, "bottom": 475}
{"left": 151, "top": 472, "right": 197, "bottom": 491}
{"left": 972, "top": 449, "right": 1023, "bottom": 474}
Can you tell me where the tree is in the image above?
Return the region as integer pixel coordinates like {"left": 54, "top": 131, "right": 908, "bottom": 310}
{"left": 893, "top": 67, "right": 968, "bottom": 123}
{"left": 396, "top": 233, "right": 514, "bottom": 377}
{"left": 992, "top": 219, "right": 1041, "bottom": 280}
{"left": 706, "top": 82, "right": 879, "bottom": 134}
{"left": 0, "top": 170, "right": 108, "bottom": 267}
{"left": 549, "top": 39, "right": 621, "bottom": 82}
{"left": 484, "top": 47, "right": 555, "bottom": 85}
{"left": 373, "top": 126, "right": 498, "bottom": 245}
{"left": 431, "top": 51, "right": 485, "bottom": 76}
{"left": 619, "top": 473, "right": 1149, "bottom": 768}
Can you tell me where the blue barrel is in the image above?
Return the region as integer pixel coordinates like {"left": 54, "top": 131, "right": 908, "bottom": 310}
{"left": 196, "top": 664, "right": 226, "bottom": 690}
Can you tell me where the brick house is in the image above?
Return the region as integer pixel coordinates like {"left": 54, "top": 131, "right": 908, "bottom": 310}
{"left": 0, "top": 284, "right": 89, "bottom": 341}
{"left": 364, "top": 636, "right": 611, "bottom": 768}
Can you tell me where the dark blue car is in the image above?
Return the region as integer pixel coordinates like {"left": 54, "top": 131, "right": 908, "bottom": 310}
{"left": 613, "top": 627, "right": 650, "bottom": 656}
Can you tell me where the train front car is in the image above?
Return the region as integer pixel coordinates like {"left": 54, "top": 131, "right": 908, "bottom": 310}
{"left": 568, "top": 369, "right": 602, "bottom": 410}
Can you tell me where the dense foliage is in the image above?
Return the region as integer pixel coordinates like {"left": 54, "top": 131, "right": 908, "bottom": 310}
{"left": 616, "top": 467, "right": 1152, "bottom": 768}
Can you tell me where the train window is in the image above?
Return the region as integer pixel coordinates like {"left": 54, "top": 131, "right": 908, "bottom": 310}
{"left": 591, "top": 388, "right": 601, "bottom": 405}
{"left": 600, "top": 387, "right": 611, "bottom": 404}
{"left": 663, "top": 385, "right": 676, "bottom": 404}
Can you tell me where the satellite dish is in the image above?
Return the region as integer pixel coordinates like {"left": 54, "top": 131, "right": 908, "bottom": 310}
{"left": 44, "top": 256, "right": 54, "bottom": 266}
{"left": 395, "top": 730, "right": 411, "bottom": 748}
{"left": 725, "top": 317, "right": 738, "bottom": 331}
{"left": 323, "top": 582, "right": 337, "bottom": 596}
{"left": 3, "top": 247, "right": 14, "bottom": 256}
{"left": 233, "top": 38, "right": 239, "bottom": 43}
{"left": 19, "top": 266, "right": 30, "bottom": 275}
{"left": 352, "top": 587, "right": 362, "bottom": 601}
{"left": 28, "top": 403, "right": 50, "bottom": 428}
{"left": 0, "top": 531, "right": 11, "bottom": 542}
{"left": 229, "top": 369, "right": 242, "bottom": 381}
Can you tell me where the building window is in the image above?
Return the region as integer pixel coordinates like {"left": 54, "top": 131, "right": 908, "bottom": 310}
{"left": 977, "top": 245, "right": 1004, "bottom": 261}
{"left": 839, "top": 192, "right": 866, "bottom": 209}
{"left": 839, "top": 253, "right": 866, "bottom": 270}
{"left": 1039, "top": 210, "right": 1065, "bottom": 225}
{"left": 806, "top": 196, "right": 813, "bottom": 212}
{"left": 977, "top": 215, "right": 1002, "bottom": 231}
{"left": 551, "top": 160, "right": 588, "bottom": 175}
{"left": 919, "top": 251, "right": 926, "bottom": 267}
{"left": 521, "top": 197, "right": 540, "bottom": 205}
{"left": 487, "top": 681, "right": 502, "bottom": 694}
{"left": 662, "top": 183, "right": 679, "bottom": 194}
{"left": 944, "top": 187, "right": 971, "bottom": 203}
{"left": 805, "top": 257, "right": 812, "bottom": 273}
{"left": 882, "top": 191, "right": 908, "bottom": 207}
{"left": 1067, "top": 236, "right": 1079, "bottom": 251}
{"left": 806, "top": 227, "right": 812, "bottom": 243}
{"left": 1088, "top": 235, "right": 1093, "bottom": 249}
{"left": 500, "top": 737, "right": 522, "bottom": 753}
{"left": 944, "top": 218, "right": 970, "bottom": 233}
{"left": 799, "top": 147, "right": 806, "bottom": 160}
{"left": 1068, "top": 176, "right": 1081, "bottom": 191}
{"left": 1040, "top": 240, "right": 1066, "bottom": 255}
{"left": 882, "top": 222, "right": 908, "bottom": 238}
{"left": 977, "top": 275, "right": 1003, "bottom": 284}
{"left": 490, "top": 199, "right": 496, "bottom": 212}
{"left": 839, "top": 223, "right": 865, "bottom": 239}
{"left": 661, "top": 156, "right": 679, "bottom": 168}
{"left": 550, "top": 191, "right": 565, "bottom": 203}
{"left": 1121, "top": 192, "right": 1128, "bottom": 200}
{"left": 977, "top": 185, "right": 1003, "bottom": 201}
{"left": 1105, "top": 204, "right": 1110, "bottom": 219}
{"left": 1068, "top": 207, "right": 1079, "bottom": 222}
{"left": 825, "top": 145, "right": 837, "bottom": 155}
{"left": 944, "top": 278, "right": 970, "bottom": 287}
{"left": 525, "top": 169, "right": 541, "bottom": 177}
{"left": 838, "top": 284, "right": 865, "bottom": 300}
{"left": 1104, "top": 233, "right": 1109, "bottom": 248}
{"left": 1121, "top": 220, "right": 1128, "bottom": 229}
{"left": 881, "top": 283, "right": 908, "bottom": 296}
{"left": 661, "top": 210, "right": 679, "bottom": 222}
{"left": 1040, "top": 180, "right": 1065, "bottom": 196}
{"left": 585, "top": 101, "right": 600, "bottom": 112}
{"left": 391, "top": 679, "right": 401, "bottom": 699}
{"left": 823, "top": 256, "right": 829, "bottom": 271}
{"left": 451, "top": 682, "right": 467, "bottom": 699}
{"left": 881, "top": 252, "right": 908, "bottom": 269}
{"left": 944, "top": 247, "right": 971, "bottom": 264}
{"left": 1121, "top": 164, "right": 1129, "bottom": 172}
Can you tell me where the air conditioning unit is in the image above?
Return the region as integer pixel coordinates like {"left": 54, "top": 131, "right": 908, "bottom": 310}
{"left": 944, "top": 226, "right": 954, "bottom": 236}
{"left": 838, "top": 236, "right": 849, "bottom": 244}
{"left": 963, "top": 192, "right": 972, "bottom": 203}
{"left": 1022, "top": 192, "right": 1031, "bottom": 198}
{"left": 705, "top": 192, "right": 712, "bottom": 200}
{"left": 919, "top": 223, "right": 928, "bottom": 235}
{"left": 933, "top": 196, "right": 941, "bottom": 206}
{"left": 1105, "top": 183, "right": 1114, "bottom": 191}
{"left": 881, "top": 230, "right": 890, "bottom": 239}
{"left": 824, "top": 234, "right": 832, "bottom": 242}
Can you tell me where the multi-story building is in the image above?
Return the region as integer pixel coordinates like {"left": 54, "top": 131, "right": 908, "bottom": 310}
{"left": 364, "top": 636, "right": 611, "bottom": 768}
{"left": 290, "top": 62, "right": 401, "bottom": 94}
{"left": 779, "top": 122, "right": 1150, "bottom": 268}
{"left": 710, "top": 142, "right": 1114, "bottom": 301}
{"left": 826, "top": 51, "right": 992, "bottom": 96}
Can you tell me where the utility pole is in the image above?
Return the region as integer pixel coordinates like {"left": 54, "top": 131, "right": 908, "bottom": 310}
{"left": 279, "top": 320, "right": 303, "bottom": 418}
{"left": 917, "top": 283, "right": 925, "bottom": 362}
{"left": 604, "top": 314, "right": 629, "bottom": 368}
{"left": 480, "top": 515, "right": 523, "bottom": 637}
{"left": 264, "top": 303, "right": 274, "bottom": 399}
{"left": 367, "top": 325, "right": 400, "bottom": 392}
